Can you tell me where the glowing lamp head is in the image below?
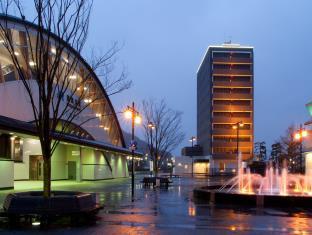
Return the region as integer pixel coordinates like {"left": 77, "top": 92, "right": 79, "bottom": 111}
{"left": 148, "top": 122, "right": 155, "bottom": 129}
{"left": 51, "top": 47, "right": 56, "bottom": 54}
{"left": 29, "top": 61, "right": 36, "bottom": 67}
{"left": 232, "top": 125, "right": 237, "bottom": 129}
{"left": 84, "top": 98, "right": 92, "bottom": 104}
{"left": 294, "top": 133, "right": 301, "bottom": 140}
{"left": 124, "top": 109, "right": 132, "bottom": 119}
{"left": 69, "top": 75, "right": 77, "bottom": 80}
{"left": 239, "top": 122, "right": 244, "bottom": 127}
{"left": 135, "top": 115, "right": 142, "bottom": 124}
{"left": 302, "top": 130, "right": 308, "bottom": 137}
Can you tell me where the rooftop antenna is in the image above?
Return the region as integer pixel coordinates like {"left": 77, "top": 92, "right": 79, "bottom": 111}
{"left": 224, "top": 36, "right": 232, "bottom": 44}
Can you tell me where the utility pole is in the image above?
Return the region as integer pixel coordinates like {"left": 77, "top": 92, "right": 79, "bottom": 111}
{"left": 124, "top": 102, "right": 141, "bottom": 202}
{"left": 148, "top": 122, "right": 155, "bottom": 176}
{"left": 189, "top": 136, "right": 196, "bottom": 177}
{"left": 131, "top": 102, "right": 135, "bottom": 201}
{"left": 233, "top": 121, "right": 244, "bottom": 170}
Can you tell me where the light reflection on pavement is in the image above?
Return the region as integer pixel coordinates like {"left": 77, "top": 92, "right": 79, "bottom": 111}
{"left": 1, "top": 175, "right": 312, "bottom": 234}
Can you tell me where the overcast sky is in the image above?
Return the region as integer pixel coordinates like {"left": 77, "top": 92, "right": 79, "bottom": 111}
{"left": 83, "top": 1, "right": 312, "bottom": 154}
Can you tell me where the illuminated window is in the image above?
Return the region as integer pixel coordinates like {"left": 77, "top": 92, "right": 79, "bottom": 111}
{"left": 219, "top": 162, "right": 225, "bottom": 172}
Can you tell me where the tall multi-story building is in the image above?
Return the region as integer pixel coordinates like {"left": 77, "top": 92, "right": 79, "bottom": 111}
{"left": 197, "top": 43, "right": 254, "bottom": 174}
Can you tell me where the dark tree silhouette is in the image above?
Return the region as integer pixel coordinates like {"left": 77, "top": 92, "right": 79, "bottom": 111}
{"left": 278, "top": 125, "right": 301, "bottom": 172}
{"left": 0, "top": 0, "right": 131, "bottom": 198}
{"left": 142, "top": 99, "right": 185, "bottom": 176}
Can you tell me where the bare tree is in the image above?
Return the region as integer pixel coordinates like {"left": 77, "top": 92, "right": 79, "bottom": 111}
{"left": 0, "top": 0, "right": 130, "bottom": 198}
{"left": 142, "top": 99, "right": 185, "bottom": 176}
{"left": 279, "top": 125, "right": 300, "bottom": 172}
{"left": 89, "top": 42, "right": 132, "bottom": 96}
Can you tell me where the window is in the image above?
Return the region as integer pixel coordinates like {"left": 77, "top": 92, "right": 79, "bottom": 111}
{"left": 12, "top": 137, "right": 23, "bottom": 162}
{"left": 234, "top": 76, "right": 251, "bottom": 82}
{"left": 213, "top": 136, "right": 251, "bottom": 142}
{"left": 213, "top": 88, "right": 231, "bottom": 93}
{"left": 0, "top": 134, "right": 10, "bottom": 159}
{"left": 213, "top": 52, "right": 229, "bottom": 58}
{"left": 219, "top": 162, "right": 225, "bottom": 172}
{"left": 232, "top": 88, "right": 251, "bottom": 94}
{"left": 213, "top": 124, "right": 251, "bottom": 130}
{"left": 213, "top": 76, "right": 229, "bottom": 82}
{"left": 2, "top": 64, "right": 16, "bottom": 82}
{"left": 213, "top": 112, "right": 251, "bottom": 118}
{"left": 213, "top": 64, "right": 251, "bottom": 70}
{"left": 231, "top": 100, "right": 251, "bottom": 106}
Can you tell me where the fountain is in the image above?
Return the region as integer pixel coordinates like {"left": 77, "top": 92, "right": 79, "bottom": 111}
{"left": 193, "top": 153, "right": 312, "bottom": 207}
{"left": 219, "top": 157, "right": 312, "bottom": 196}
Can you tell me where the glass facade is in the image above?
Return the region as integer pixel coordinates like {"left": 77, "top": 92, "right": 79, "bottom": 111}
{"left": 0, "top": 21, "right": 124, "bottom": 147}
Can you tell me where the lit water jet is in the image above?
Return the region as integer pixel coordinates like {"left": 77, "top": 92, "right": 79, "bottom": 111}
{"left": 219, "top": 154, "right": 312, "bottom": 196}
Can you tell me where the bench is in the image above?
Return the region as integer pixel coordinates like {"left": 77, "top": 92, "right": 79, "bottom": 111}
{"left": 142, "top": 177, "right": 173, "bottom": 188}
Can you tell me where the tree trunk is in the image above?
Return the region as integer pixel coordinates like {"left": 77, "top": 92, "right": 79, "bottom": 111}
{"left": 154, "top": 154, "right": 158, "bottom": 177}
{"left": 43, "top": 153, "right": 51, "bottom": 198}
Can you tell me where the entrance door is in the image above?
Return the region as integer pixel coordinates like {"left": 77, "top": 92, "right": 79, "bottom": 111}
{"left": 68, "top": 161, "right": 76, "bottom": 180}
{"left": 29, "top": 155, "right": 44, "bottom": 180}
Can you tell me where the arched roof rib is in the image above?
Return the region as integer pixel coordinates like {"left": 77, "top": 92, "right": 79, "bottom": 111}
{"left": 0, "top": 14, "right": 126, "bottom": 148}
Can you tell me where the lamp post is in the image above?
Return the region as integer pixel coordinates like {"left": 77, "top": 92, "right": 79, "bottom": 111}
{"left": 232, "top": 121, "right": 244, "bottom": 171}
{"left": 147, "top": 122, "right": 155, "bottom": 176}
{"left": 294, "top": 124, "right": 308, "bottom": 174}
{"left": 189, "top": 136, "right": 196, "bottom": 177}
{"left": 124, "top": 102, "right": 141, "bottom": 202}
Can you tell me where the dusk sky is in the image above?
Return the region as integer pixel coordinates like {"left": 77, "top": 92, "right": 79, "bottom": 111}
{"left": 85, "top": 0, "right": 312, "bottom": 154}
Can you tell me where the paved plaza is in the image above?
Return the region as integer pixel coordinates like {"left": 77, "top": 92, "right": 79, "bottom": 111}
{"left": 0, "top": 176, "right": 312, "bottom": 234}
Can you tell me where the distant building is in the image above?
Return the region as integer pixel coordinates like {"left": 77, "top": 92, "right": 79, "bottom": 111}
{"left": 304, "top": 102, "right": 312, "bottom": 174}
{"left": 173, "top": 156, "right": 210, "bottom": 175}
{"left": 197, "top": 43, "right": 254, "bottom": 174}
{"left": 181, "top": 145, "right": 203, "bottom": 157}
{"left": 179, "top": 145, "right": 209, "bottom": 175}
{"left": 254, "top": 141, "right": 267, "bottom": 161}
{"left": 271, "top": 142, "right": 282, "bottom": 164}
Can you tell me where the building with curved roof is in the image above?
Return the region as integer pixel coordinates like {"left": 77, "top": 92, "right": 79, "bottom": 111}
{"left": 0, "top": 15, "right": 135, "bottom": 189}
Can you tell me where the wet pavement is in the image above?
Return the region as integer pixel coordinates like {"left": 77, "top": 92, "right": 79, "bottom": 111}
{"left": 1, "top": 175, "right": 312, "bottom": 234}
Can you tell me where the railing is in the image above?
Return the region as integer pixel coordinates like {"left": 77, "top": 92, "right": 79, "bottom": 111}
{"left": 213, "top": 104, "right": 253, "bottom": 112}
{"left": 213, "top": 80, "right": 252, "bottom": 87}
{"left": 212, "top": 142, "right": 253, "bottom": 148}
{"left": 213, "top": 68, "right": 252, "bottom": 76}
{"left": 212, "top": 57, "right": 252, "bottom": 64}
{"left": 212, "top": 128, "right": 252, "bottom": 135}
{"left": 212, "top": 116, "right": 252, "bottom": 123}
{"left": 213, "top": 92, "right": 253, "bottom": 100}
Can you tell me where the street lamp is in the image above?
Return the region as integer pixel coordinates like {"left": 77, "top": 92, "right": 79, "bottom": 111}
{"left": 294, "top": 124, "right": 308, "bottom": 174}
{"left": 232, "top": 121, "right": 244, "bottom": 171}
{"left": 124, "top": 102, "right": 142, "bottom": 202}
{"left": 189, "top": 136, "right": 196, "bottom": 177}
{"left": 147, "top": 122, "right": 156, "bottom": 176}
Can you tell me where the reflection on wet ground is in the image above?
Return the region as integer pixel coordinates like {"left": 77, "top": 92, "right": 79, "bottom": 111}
{"left": 1, "top": 175, "right": 312, "bottom": 234}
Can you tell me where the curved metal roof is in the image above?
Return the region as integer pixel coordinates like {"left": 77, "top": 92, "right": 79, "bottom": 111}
{"left": 0, "top": 14, "right": 126, "bottom": 147}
